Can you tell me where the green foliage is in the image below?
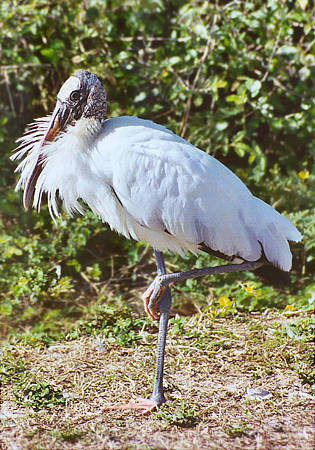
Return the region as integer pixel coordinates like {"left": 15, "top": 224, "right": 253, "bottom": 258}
{"left": 156, "top": 401, "right": 199, "bottom": 427}
{"left": 68, "top": 302, "right": 148, "bottom": 346}
{"left": 51, "top": 424, "right": 84, "bottom": 443}
{"left": 0, "top": 351, "right": 27, "bottom": 382}
{"left": 226, "top": 422, "right": 251, "bottom": 438}
{"left": 0, "top": 210, "right": 123, "bottom": 327}
{"left": 15, "top": 378, "right": 66, "bottom": 410}
{"left": 282, "top": 317, "right": 314, "bottom": 342}
{"left": 273, "top": 314, "right": 314, "bottom": 385}
{"left": 1, "top": 350, "right": 66, "bottom": 410}
{"left": 169, "top": 316, "right": 193, "bottom": 336}
{"left": 296, "top": 365, "right": 315, "bottom": 386}
{"left": 0, "top": 0, "right": 314, "bottom": 340}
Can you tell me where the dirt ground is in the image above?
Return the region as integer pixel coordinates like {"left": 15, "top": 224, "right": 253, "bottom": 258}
{"left": 1, "top": 311, "right": 314, "bottom": 449}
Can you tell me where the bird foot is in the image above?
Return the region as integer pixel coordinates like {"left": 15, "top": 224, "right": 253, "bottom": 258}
{"left": 107, "top": 397, "right": 159, "bottom": 415}
{"left": 143, "top": 277, "right": 166, "bottom": 320}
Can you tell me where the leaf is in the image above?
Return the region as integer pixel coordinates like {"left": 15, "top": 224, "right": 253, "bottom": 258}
{"left": 40, "top": 48, "right": 55, "bottom": 61}
{"left": 226, "top": 92, "right": 247, "bottom": 105}
{"left": 0, "top": 301, "right": 13, "bottom": 316}
{"left": 226, "top": 94, "right": 240, "bottom": 103}
{"left": 134, "top": 92, "right": 147, "bottom": 102}
{"left": 215, "top": 80, "right": 227, "bottom": 89}
{"left": 277, "top": 45, "right": 298, "bottom": 55}
{"left": 216, "top": 121, "right": 228, "bottom": 131}
{"left": 249, "top": 80, "right": 261, "bottom": 97}
{"left": 234, "top": 142, "right": 250, "bottom": 157}
{"left": 3, "top": 246, "right": 23, "bottom": 258}
{"left": 193, "top": 96, "right": 203, "bottom": 107}
{"left": 168, "top": 56, "right": 181, "bottom": 66}
{"left": 192, "top": 24, "right": 208, "bottom": 39}
{"left": 297, "top": 0, "right": 308, "bottom": 10}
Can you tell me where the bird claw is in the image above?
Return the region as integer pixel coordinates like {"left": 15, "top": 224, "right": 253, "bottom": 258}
{"left": 107, "top": 397, "right": 159, "bottom": 415}
{"left": 143, "top": 276, "right": 166, "bottom": 320}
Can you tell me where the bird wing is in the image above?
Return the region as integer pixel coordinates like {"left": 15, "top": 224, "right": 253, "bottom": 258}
{"left": 91, "top": 117, "right": 301, "bottom": 270}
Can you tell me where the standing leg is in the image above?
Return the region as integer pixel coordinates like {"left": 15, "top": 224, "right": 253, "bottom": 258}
{"left": 109, "top": 250, "right": 172, "bottom": 414}
{"left": 151, "top": 250, "right": 172, "bottom": 406}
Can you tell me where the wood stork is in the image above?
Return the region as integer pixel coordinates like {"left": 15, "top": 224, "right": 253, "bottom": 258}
{"left": 12, "top": 70, "right": 301, "bottom": 414}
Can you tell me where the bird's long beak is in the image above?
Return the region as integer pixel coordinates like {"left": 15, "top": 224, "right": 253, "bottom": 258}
{"left": 23, "top": 101, "right": 71, "bottom": 210}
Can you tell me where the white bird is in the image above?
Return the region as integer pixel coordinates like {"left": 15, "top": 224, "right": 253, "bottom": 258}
{"left": 12, "top": 70, "right": 302, "bottom": 413}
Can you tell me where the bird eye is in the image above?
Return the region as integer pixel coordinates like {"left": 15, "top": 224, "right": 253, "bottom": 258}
{"left": 70, "top": 90, "right": 80, "bottom": 102}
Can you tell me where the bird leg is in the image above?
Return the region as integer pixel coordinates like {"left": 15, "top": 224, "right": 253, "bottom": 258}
{"left": 110, "top": 258, "right": 264, "bottom": 415}
{"left": 129, "top": 250, "right": 171, "bottom": 412}
{"left": 144, "top": 260, "right": 264, "bottom": 310}
{"left": 109, "top": 250, "right": 172, "bottom": 414}
{"left": 150, "top": 250, "right": 172, "bottom": 408}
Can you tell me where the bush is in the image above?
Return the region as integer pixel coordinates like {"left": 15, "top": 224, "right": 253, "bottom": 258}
{"left": 0, "top": 0, "right": 314, "bottom": 332}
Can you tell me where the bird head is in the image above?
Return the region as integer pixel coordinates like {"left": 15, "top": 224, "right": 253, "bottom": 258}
{"left": 43, "top": 70, "right": 107, "bottom": 142}
{"left": 12, "top": 70, "right": 107, "bottom": 210}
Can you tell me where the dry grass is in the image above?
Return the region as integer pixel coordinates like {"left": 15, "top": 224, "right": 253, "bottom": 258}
{"left": 1, "top": 310, "right": 314, "bottom": 449}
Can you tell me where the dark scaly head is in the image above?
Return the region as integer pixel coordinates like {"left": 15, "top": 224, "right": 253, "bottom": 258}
{"left": 11, "top": 70, "right": 107, "bottom": 210}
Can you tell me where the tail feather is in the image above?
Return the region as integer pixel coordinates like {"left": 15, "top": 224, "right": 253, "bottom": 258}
{"left": 260, "top": 223, "right": 292, "bottom": 271}
{"left": 254, "top": 198, "right": 302, "bottom": 242}
{"left": 253, "top": 197, "right": 302, "bottom": 271}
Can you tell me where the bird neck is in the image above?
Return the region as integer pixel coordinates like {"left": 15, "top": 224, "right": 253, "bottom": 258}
{"left": 70, "top": 117, "right": 105, "bottom": 147}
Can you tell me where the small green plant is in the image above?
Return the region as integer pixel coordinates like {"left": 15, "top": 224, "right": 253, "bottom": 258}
{"left": 169, "top": 316, "right": 190, "bottom": 336}
{"left": 226, "top": 421, "right": 251, "bottom": 438}
{"left": 169, "top": 316, "right": 204, "bottom": 338}
{"left": 296, "top": 366, "right": 315, "bottom": 386}
{"left": 51, "top": 424, "right": 84, "bottom": 443}
{"left": 282, "top": 317, "right": 314, "bottom": 343}
{"left": 15, "top": 379, "right": 66, "bottom": 411}
{"left": 0, "top": 352, "right": 27, "bottom": 383}
{"left": 156, "top": 402, "right": 199, "bottom": 428}
{"left": 69, "top": 303, "right": 148, "bottom": 346}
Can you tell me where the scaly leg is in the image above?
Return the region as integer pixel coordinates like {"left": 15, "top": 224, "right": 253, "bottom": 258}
{"left": 150, "top": 250, "right": 172, "bottom": 407}
{"left": 109, "top": 250, "right": 172, "bottom": 415}
{"left": 143, "top": 260, "right": 264, "bottom": 319}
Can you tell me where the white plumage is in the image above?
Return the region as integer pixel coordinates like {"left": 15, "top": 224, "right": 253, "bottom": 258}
{"left": 13, "top": 115, "right": 301, "bottom": 271}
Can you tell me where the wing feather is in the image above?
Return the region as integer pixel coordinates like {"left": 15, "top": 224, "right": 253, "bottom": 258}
{"left": 91, "top": 117, "right": 301, "bottom": 270}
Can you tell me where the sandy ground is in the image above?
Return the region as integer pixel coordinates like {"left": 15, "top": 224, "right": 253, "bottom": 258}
{"left": 1, "top": 311, "right": 314, "bottom": 449}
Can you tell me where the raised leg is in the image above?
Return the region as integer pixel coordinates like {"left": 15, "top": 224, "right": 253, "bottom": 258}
{"left": 143, "top": 260, "right": 264, "bottom": 313}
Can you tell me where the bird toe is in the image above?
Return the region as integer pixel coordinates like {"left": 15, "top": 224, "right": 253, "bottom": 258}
{"left": 106, "top": 397, "right": 159, "bottom": 415}
{"left": 143, "top": 277, "right": 166, "bottom": 320}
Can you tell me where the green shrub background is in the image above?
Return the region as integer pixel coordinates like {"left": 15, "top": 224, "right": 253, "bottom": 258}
{"left": 0, "top": 0, "right": 314, "bottom": 337}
